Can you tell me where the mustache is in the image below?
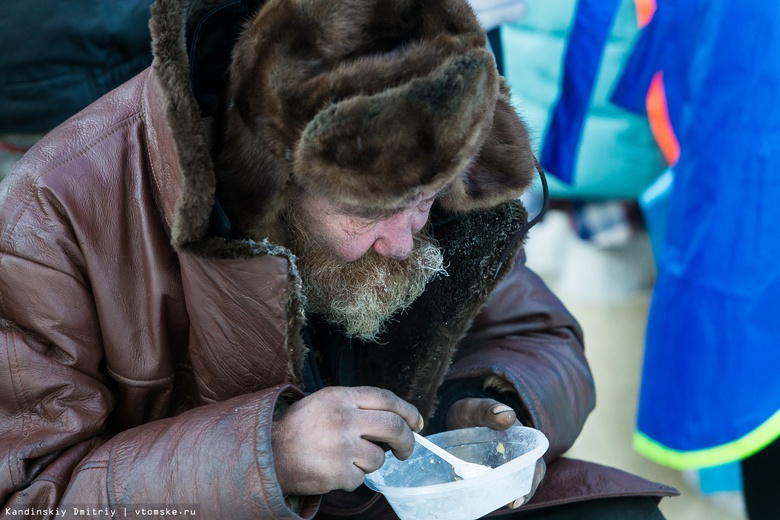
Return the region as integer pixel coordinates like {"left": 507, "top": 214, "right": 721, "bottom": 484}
{"left": 286, "top": 209, "right": 447, "bottom": 341}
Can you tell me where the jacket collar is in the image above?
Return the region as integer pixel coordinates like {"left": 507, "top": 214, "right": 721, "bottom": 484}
{"left": 142, "top": 71, "right": 184, "bottom": 239}
{"left": 147, "top": 0, "right": 260, "bottom": 252}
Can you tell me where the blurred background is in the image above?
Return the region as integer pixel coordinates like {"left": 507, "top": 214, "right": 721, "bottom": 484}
{"left": 524, "top": 214, "right": 746, "bottom": 520}
{"left": 479, "top": 0, "right": 779, "bottom": 518}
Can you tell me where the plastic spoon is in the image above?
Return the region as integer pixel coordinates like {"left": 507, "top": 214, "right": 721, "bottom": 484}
{"left": 413, "top": 432, "right": 492, "bottom": 479}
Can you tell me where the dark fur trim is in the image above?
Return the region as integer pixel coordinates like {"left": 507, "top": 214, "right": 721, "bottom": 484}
{"left": 353, "top": 199, "right": 528, "bottom": 419}
{"left": 149, "top": 0, "right": 217, "bottom": 248}
{"left": 439, "top": 80, "right": 537, "bottom": 212}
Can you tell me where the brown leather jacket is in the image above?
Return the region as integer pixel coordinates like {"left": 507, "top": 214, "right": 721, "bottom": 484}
{"left": 0, "top": 0, "right": 676, "bottom": 518}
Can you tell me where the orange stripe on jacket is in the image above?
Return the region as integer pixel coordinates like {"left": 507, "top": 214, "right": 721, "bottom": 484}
{"left": 646, "top": 71, "right": 680, "bottom": 165}
{"left": 634, "top": 0, "right": 657, "bottom": 28}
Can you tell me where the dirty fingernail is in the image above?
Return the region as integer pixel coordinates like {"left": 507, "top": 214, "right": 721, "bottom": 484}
{"left": 492, "top": 405, "right": 513, "bottom": 415}
{"left": 417, "top": 416, "right": 425, "bottom": 431}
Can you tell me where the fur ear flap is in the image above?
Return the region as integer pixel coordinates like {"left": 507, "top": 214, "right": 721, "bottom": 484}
{"left": 439, "top": 85, "right": 536, "bottom": 212}
{"left": 293, "top": 50, "right": 498, "bottom": 210}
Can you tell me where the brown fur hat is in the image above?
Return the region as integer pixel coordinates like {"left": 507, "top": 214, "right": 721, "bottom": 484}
{"left": 214, "top": 0, "right": 536, "bottom": 235}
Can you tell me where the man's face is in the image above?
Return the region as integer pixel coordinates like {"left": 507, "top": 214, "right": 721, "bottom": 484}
{"left": 285, "top": 189, "right": 447, "bottom": 341}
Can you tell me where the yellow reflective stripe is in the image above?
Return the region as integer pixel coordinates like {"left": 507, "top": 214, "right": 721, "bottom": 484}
{"left": 634, "top": 407, "right": 780, "bottom": 469}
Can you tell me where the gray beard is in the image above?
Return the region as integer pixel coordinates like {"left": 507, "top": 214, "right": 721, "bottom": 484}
{"left": 292, "top": 231, "right": 447, "bottom": 342}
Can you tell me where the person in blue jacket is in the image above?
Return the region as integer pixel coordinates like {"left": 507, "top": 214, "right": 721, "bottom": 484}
{"left": 614, "top": 2, "right": 780, "bottom": 519}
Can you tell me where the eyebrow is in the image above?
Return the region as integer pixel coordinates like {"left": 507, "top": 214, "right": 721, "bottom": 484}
{"left": 342, "top": 188, "right": 445, "bottom": 221}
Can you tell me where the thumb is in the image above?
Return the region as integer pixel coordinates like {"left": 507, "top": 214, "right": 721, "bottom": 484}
{"left": 445, "top": 398, "right": 518, "bottom": 431}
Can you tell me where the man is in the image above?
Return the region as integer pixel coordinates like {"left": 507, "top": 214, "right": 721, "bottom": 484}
{"left": 0, "top": 0, "right": 675, "bottom": 518}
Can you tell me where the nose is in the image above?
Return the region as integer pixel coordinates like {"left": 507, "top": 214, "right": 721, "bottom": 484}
{"left": 372, "top": 210, "right": 422, "bottom": 260}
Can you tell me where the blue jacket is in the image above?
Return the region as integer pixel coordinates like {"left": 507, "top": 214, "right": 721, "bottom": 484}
{"left": 619, "top": 0, "right": 780, "bottom": 469}
{"left": 0, "top": 0, "right": 154, "bottom": 132}
{"left": 500, "top": 0, "right": 666, "bottom": 199}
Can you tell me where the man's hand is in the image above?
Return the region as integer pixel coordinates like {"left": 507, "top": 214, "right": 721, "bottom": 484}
{"left": 445, "top": 397, "right": 519, "bottom": 431}
{"left": 271, "top": 386, "right": 423, "bottom": 496}
{"left": 447, "top": 398, "right": 530, "bottom": 509}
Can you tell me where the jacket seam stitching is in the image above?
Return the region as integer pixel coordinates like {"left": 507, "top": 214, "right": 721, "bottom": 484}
{"left": 256, "top": 386, "right": 290, "bottom": 517}
{"left": 72, "top": 460, "right": 109, "bottom": 471}
{"left": 6, "top": 333, "right": 28, "bottom": 487}
{"left": 28, "top": 115, "right": 142, "bottom": 187}
{"left": 107, "top": 436, "right": 119, "bottom": 514}
{"left": 0, "top": 252, "right": 88, "bottom": 289}
{"left": 0, "top": 185, "right": 36, "bottom": 317}
{"left": 106, "top": 365, "right": 175, "bottom": 388}
{"left": 141, "top": 74, "right": 173, "bottom": 232}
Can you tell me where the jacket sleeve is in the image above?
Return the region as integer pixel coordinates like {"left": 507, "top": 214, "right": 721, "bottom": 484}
{"left": 438, "top": 252, "right": 595, "bottom": 460}
{"left": 0, "top": 179, "right": 316, "bottom": 519}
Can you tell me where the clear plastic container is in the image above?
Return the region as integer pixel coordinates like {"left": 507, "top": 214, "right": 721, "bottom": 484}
{"left": 364, "top": 426, "right": 549, "bottom": 520}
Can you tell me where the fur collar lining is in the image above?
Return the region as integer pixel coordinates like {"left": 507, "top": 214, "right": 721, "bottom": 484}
{"left": 354, "top": 199, "right": 529, "bottom": 419}
{"left": 149, "top": 0, "right": 219, "bottom": 248}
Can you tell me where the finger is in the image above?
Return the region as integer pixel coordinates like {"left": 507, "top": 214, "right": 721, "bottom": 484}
{"left": 356, "top": 409, "right": 417, "bottom": 461}
{"left": 446, "top": 398, "right": 517, "bottom": 430}
{"left": 338, "top": 462, "right": 375, "bottom": 492}
{"left": 508, "top": 497, "right": 525, "bottom": 509}
{"left": 351, "top": 438, "right": 391, "bottom": 476}
{"left": 350, "top": 386, "right": 424, "bottom": 432}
